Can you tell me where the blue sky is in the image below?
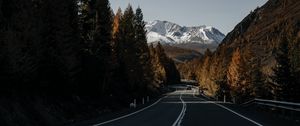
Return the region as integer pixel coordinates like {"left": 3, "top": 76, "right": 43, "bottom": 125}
{"left": 109, "top": 0, "right": 267, "bottom": 34}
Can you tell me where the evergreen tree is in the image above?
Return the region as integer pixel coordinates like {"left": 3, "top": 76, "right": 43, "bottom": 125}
{"left": 38, "top": 0, "right": 81, "bottom": 94}
{"left": 134, "top": 7, "right": 154, "bottom": 94}
{"left": 270, "top": 40, "right": 295, "bottom": 101}
{"left": 0, "top": 0, "right": 41, "bottom": 93}
{"left": 165, "top": 57, "right": 181, "bottom": 84}
{"left": 116, "top": 4, "right": 141, "bottom": 97}
{"left": 155, "top": 43, "right": 180, "bottom": 85}
{"left": 288, "top": 36, "right": 300, "bottom": 102}
{"left": 215, "top": 76, "right": 230, "bottom": 102}
{"left": 77, "top": 0, "right": 115, "bottom": 96}
{"left": 93, "top": 0, "right": 114, "bottom": 95}
{"left": 78, "top": 0, "right": 96, "bottom": 49}
{"left": 0, "top": 0, "right": 7, "bottom": 89}
{"left": 249, "top": 57, "right": 265, "bottom": 98}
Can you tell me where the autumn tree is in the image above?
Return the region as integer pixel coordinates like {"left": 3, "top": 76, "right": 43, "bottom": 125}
{"left": 149, "top": 43, "right": 166, "bottom": 87}
{"left": 113, "top": 8, "right": 122, "bottom": 39}
{"left": 226, "top": 48, "right": 252, "bottom": 103}
{"left": 155, "top": 43, "right": 180, "bottom": 85}
{"left": 195, "top": 49, "right": 211, "bottom": 92}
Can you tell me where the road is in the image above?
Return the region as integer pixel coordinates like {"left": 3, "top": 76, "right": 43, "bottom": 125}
{"left": 92, "top": 86, "right": 265, "bottom": 126}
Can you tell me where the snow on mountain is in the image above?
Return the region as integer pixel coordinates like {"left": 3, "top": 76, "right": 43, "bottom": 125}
{"left": 146, "top": 20, "right": 225, "bottom": 45}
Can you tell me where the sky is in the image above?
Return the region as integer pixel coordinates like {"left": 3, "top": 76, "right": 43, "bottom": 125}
{"left": 109, "top": 0, "right": 267, "bottom": 34}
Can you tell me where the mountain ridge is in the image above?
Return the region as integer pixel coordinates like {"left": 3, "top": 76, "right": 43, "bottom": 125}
{"left": 146, "top": 20, "right": 225, "bottom": 45}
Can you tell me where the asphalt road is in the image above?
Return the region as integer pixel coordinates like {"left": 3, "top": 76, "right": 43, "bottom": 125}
{"left": 92, "top": 87, "right": 271, "bottom": 126}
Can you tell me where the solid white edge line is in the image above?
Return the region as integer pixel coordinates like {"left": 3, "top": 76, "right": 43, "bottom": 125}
{"left": 197, "top": 94, "right": 263, "bottom": 126}
{"left": 93, "top": 96, "right": 167, "bottom": 126}
{"left": 197, "top": 95, "right": 263, "bottom": 126}
{"left": 213, "top": 103, "right": 263, "bottom": 126}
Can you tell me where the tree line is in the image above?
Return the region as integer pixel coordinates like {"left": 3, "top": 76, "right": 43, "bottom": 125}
{"left": 179, "top": 23, "right": 300, "bottom": 103}
{"left": 0, "top": 0, "right": 180, "bottom": 104}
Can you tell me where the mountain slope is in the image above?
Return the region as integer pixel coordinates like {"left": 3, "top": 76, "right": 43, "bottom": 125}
{"left": 196, "top": 0, "right": 300, "bottom": 97}
{"left": 162, "top": 45, "right": 203, "bottom": 63}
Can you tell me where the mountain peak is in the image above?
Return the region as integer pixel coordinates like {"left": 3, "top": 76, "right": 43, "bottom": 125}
{"left": 146, "top": 20, "right": 225, "bottom": 45}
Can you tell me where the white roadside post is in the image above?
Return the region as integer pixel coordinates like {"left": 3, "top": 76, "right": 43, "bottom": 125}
{"left": 134, "top": 99, "right": 136, "bottom": 108}
{"left": 147, "top": 96, "right": 149, "bottom": 102}
{"left": 223, "top": 90, "right": 226, "bottom": 103}
{"left": 142, "top": 98, "right": 145, "bottom": 104}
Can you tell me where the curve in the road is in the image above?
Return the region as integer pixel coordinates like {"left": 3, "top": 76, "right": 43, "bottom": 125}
{"left": 172, "top": 91, "right": 187, "bottom": 126}
{"left": 93, "top": 96, "right": 167, "bottom": 126}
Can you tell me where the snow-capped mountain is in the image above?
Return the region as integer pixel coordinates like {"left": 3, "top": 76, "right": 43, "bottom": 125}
{"left": 146, "top": 20, "right": 225, "bottom": 45}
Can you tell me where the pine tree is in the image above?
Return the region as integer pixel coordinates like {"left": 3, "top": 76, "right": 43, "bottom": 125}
{"left": 238, "top": 48, "right": 266, "bottom": 100}
{"left": 134, "top": 7, "right": 155, "bottom": 94}
{"left": 78, "top": 0, "right": 96, "bottom": 49}
{"left": 288, "top": 35, "right": 300, "bottom": 102}
{"left": 36, "top": 0, "right": 81, "bottom": 94}
{"left": 77, "top": 0, "right": 115, "bottom": 96}
{"left": 165, "top": 57, "right": 181, "bottom": 84}
{"left": 270, "top": 40, "right": 295, "bottom": 101}
{"left": 0, "top": 0, "right": 42, "bottom": 93}
{"left": 215, "top": 76, "right": 230, "bottom": 102}
{"left": 93, "top": 0, "right": 114, "bottom": 95}
{"left": 116, "top": 4, "right": 142, "bottom": 97}
{"left": 155, "top": 43, "right": 180, "bottom": 85}
{"left": 78, "top": 0, "right": 98, "bottom": 95}
{"left": 0, "top": 0, "right": 6, "bottom": 88}
{"left": 248, "top": 56, "right": 265, "bottom": 99}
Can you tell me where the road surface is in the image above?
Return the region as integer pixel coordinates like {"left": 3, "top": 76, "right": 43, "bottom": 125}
{"left": 92, "top": 86, "right": 268, "bottom": 126}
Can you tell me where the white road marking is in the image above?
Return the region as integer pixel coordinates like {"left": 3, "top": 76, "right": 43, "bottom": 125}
{"left": 163, "top": 101, "right": 233, "bottom": 104}
{"left": 213, "top": 103, "right": 263, "bottom": 126}
{"left": 92, "top": 96, "right": 167, "bottom": 126}
{"left": 197, "top": 94, "right": 263, "bottom": 126}
{"left": 172, "top": 90, "right": 187, "bottom": 126}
